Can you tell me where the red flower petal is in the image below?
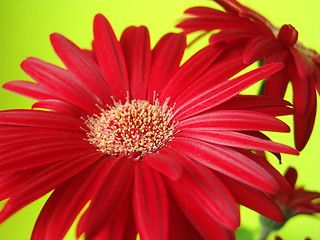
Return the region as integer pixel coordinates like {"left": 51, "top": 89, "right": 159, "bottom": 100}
{"left": 289, "top": 56, "right": 314, "bottom": 117}
{"left": 170, "top": 137, "right": 280, "bottom": 193}
{"left": 243, "top": 36, "right": 283, "bottom": 64}
{"left": 31, "top": 160, "right": 105, "bottom": 240}
{"left": 0, "top": 165, "right": 47, "bottom": 201}
{"left": 79, "top": 157, "right": 134, "bottom": 238}
{"left": 3, "top": 81, "right": 53, "bottom": 100}
{"left": 209, "top": 29, "right": 255, "bottom": 44}
{"left": 133, "top": 162, "right": 169, "bottom": 240}
{"left": 293, "top": 93, "right": 316, "bottom": 151}
{"left": 0, "top": 153, "right": 102, "bottom": 223}
{"left": 93, "top": 14, "right": 129, "bottom": 101}
{"left": 148, "top": 33, "right": 186, "bottom": 100}
{"left": 177, "top": 110, "right": 290, "bottom": 132}
{"left": 21, "top": 57, "right": 101, "bottom": 112}
{"left": 178, "top": 130, "right": 298, "bottom": 155}
{"left": 177, "top": 8, "right": 258, "bottom": 34}
{"left": 284, "top": 167, "right": 298, "bottom": 189}
{"left": 217, "top": 173, "right": 284, "bottom": 222}
{"left": 50, "top": 33, "right": 112, "bottom": 105}
{"left": 277, "top": 24, "right": 298, "bottom": 47}
{"left": 0, "top": 110, "right": 83, "bottom": 130}
{"left": 237, "top": 148, "right": 291, "bottom": 194}
{"left": 120, "top": 26, "right": 151, "bottom": 100}
{"left": 217, "top": 95, "right": 293, "bottom": 115}
{"left": 167, "top": 198, "right": 204, "bottom": 239}
{"left": 144, "top": 148, "right": 183, "bottom": 180}
{"left": 173, "top": 55, "right": 247, "bottom": 104}
{"left": 166, "top": 153, "right": 238, "bottom": 235}
{"left": 174, "top": 63, "right": 284, "bottom": 120}
{"left": 160, "top": 44, "right": 224, "bottom": 103}
{"left": 32, "top": 99, "right": 86, "bottom": 117}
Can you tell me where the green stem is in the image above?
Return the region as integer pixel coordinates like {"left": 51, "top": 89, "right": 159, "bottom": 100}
{"left": 258, "top": 225, "right": 273, "bottom": 240}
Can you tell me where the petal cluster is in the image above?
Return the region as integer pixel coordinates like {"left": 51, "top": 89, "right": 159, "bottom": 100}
{"left": 0, "top": 14, "right": 299, "bottom": 240}
{"left": 259, "top": 167, "right": 320, "bottom": 239}
{"left": 177, "top": 0, "right": 320, "bottom": 151}
{"left": 275, "top": 167, "right": 320, "bottom": 217}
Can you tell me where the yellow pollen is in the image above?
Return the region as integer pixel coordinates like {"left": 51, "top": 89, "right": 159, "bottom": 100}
{"left": 85, "top": 98, "right": 176, "bottom": 160}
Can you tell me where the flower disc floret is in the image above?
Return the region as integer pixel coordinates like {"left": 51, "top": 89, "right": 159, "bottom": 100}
{"left": 85, "top": 98, "right": 176, "bottom": 159}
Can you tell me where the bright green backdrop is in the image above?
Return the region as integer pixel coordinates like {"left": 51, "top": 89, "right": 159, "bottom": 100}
{"left": 0, "top": 0, "right": 319, "bottom": 239}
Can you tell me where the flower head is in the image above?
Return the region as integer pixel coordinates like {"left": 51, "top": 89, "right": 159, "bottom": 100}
{"left": 177, "top": 0, "right": 320, "bottom": 151}
{"left": 0, "top": 14, "right": 298, "bottom": 240}
{"left": 260, "top": 167, "right": 320, "bottom": 239}
{"left": 275, "top": 167, "right": 320, "bottom": 217}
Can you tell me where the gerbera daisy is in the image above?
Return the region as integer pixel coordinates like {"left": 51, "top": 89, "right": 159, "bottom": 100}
{"left": 177, "top": 0, "right": 320, "bottom": 151}
{"left": 260, "top": 167, "right": 320, "bottom": 240}
{"left": 0, "top": 14, "right": 298, "bottom": 240}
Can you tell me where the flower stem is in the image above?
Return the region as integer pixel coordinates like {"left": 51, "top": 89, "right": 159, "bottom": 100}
{"left": 258, "top": 225, "right": 273, "bottom": 240}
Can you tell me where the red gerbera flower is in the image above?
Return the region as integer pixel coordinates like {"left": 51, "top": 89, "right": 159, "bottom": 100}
{"left": 260, "top": 167, "right": 320, "bottom": 239}
{"left": 0, "top": 14, "right": 298, "bottom": 240}
{"left": 275, "top": 167, "right": 320, "bottom": 217}
{"left": 177, "top": 0, "right": 320, "bottom": 151}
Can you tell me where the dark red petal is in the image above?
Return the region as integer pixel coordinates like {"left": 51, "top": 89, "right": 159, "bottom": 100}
{"left": 293, "top": 85, "right": 316, "bottom": 151}
{"left": 93, "top": 14, "right": 129, "bottom": 101}
{"left": 159, "top": 44, "right": 223, "bottom": 103}
{"left": 264, "top": 71, "right": 290, "bottom": 99}
{"left": 183, "top": 7, "right": 239, "bottom": 20}
{"left": 165, "top": 153, "right": 239, "bottom": 234}
{"left": 312, "top": 63, "right": 320, "bottom": 94}
{"left": 0, "top": 110, "right": 84, "bottom": 130}
{"left": 289, "top": 57, "right": 313, "bottom": 117}
{"left": 144, "top": 147, "right": 183, "bottom": 180}
{"left": 0, "top": 153, "right": 102, "bottom": 223}
{"left": 148, "top": 33, "right": 186, "bottom": 100}
{"left": 167, "top": 198, "right": 203, "bottom": 240}
{"left": 169, "top": 138, "right": 280, "bottom": 193}
{"left": 296, "top": 101, "right": 316, "bottom": 150}
{"left": 262, "top": 49, "right": 290, "bottom": 98}
{"left": 0, "top": 165, "right": 47, "bottom": 201}
{"left": 79, "top": 157, "right": 134, "bottom": 237}
{"left": 3, "top": 81, "right": 53, "bottom": 100}
{"left": 176, "top": 110, "right": 290, "bottom": 132}
{"left": 31, "top": 160, "right": 105, "bottom": 240}
{"left": 50, "top": 33, "right": 111, "bottom": 105}
{"left": 277, "top": 24, "right": 298, "bottom": 47}
{"left": 178, "top": 130, "right": 298, "bottom": 155}
{"left": 213, "top": 0, "right": 273, "bottom": 31}
{"left": 288, "top": 190, "right": 320, "bottom": 208}
{"left": 0, "top": 130, "right": 84, "bottom": 150}
{"left": 32, "top": 99, "right": 86, "bottom": 117}
{"left": 237, "top": 148, "right": 291, "bottom": 194}
{"left": 216, "top": 95, "right": 292, "bottom": 113}
{"left": 120, "top": 26, "right": 151, "bottom": 100}
{"left": 83, "top": 202, "right": 136, "bottom": 240}
{"left": 133, "top": 162, "right": 169, "bottom": 240}
{"left": 174, "top": 55, "right": 247, "bottom": 104}
{"left": 177, "top": 13, "right": 258, "bottom": 34}
{"left": 243, "top": 36, "right": 282, "bottom": 64}
{"left": 217, "top": 173, "right": 284, "bottom": 222}
{"left": 21, "top": 57, "right": 100, "bottom": 112}
{"left": 209, "top": 29, "right": 255, "bottom": 44}
{"left": 0, "top": 126, "right": 83, "bottom": 142}
{"left": 284, "top": 167, "right": 298, "bottom": 189}
{"left": 0, "top": 138, "right": 94, "bottom": 173}
{"left": 174, "top": 63, "right": 284, "bottom": 120}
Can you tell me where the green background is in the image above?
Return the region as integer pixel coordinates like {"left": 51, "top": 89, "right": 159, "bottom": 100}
{"left": 0, "top": 0, "right": 319, "bottom": 239}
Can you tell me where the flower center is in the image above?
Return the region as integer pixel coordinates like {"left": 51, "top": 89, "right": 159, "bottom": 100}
{"left": 85, "top": 98, "right": 176, "bottom": 160}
